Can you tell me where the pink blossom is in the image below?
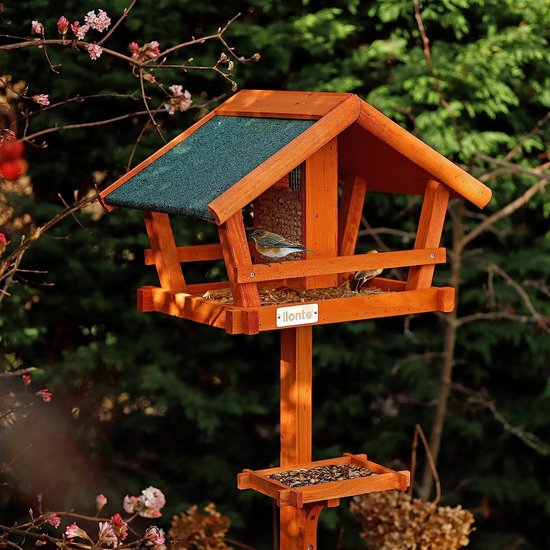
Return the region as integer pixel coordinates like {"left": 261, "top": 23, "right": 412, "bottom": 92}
{"left": 168, "top": 85, "right": 184, "bottom": 96}
{"left": 128, "top": 42, "right": 140, "bottom": 58}
{"left": 32, "top": 94, "right": 50, "bottom": 106}
{"left": 110, "top": 514, "right": 128, "bottom": 541}
{"left": 35, "top": 540, "right": 47, "bottom": 546}
{"left": 72, "top": 22, "right": 89, "bottom": 40}
{"left": 84, "top": 10, "right": 111, "bottom": 33}
{"left": 142, "top": 72, "right": 156, "bottom": 84}
{"left": 0, "top": 233, "right": 6, "bottom": 255}
{"left": 98, "top": 522, "right": 117, "bottom": 546}
{"left": 96, "top": 493, "right": 108, "bottom": 511}
{"left": 31, "top": 21, "right": 44, "bottom": 35}
{"left": 146, "top": 41, "right": 160, "bottom": 59}
{"left": 57, "top": 16, "right": 69, "bottom": 35}
{"left": 45, "top": 512, "right": 61, "bottom": 528}
{"left": 139, "top": 487, "right": 165, "bottom": 518}
{"left": 87, "top": 44, "right": 103, "bottom": 60}
{"left": 22, "top": 373, "right": 32, "bottom": 385}
{"left": 122, "top": 495, "right": 139, "bottom": 514}
{"left": 36, "top": 388, "right": 52, "bottom": 402}
{"left": 165, "top": 88, "right": 192, "bottom": 115}
{"left": 144, "top": 526, "right": 166, "bottom": 550}
{"left": 122, "top": 487, "right": 166, "bottom": 518}
{"left": 65, "top": 523, "right": 87, "bottom": 540}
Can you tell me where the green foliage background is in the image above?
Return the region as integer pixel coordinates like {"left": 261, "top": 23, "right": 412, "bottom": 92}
{"left": 1, "top": 1, "right": 549, "bottom": 548}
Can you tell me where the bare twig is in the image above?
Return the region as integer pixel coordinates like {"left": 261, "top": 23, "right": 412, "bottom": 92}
{"left": 453, "top": 384, "right": 550, "bottom": 456}
{"left": 139, "top": 70, "right": 165, "bottom": 143}
{"left": 412, "top": 0, "right": 451, "bottom": 111}
{"left": 0, "top": 367, "right": 36, "bottom": 378}
{"left": 460, "top": 176, "right": 549, "bottom": 250}
{"left": 98, "top": 0, "right": 139, "bottom": 46}
{"left": 22, "top": 110, "right": 152, "bottom": 142}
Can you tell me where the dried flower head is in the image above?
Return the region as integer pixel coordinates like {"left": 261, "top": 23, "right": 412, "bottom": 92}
{"left": 350, "top": 491, "right": 475, "bottom": 550}
{"left": 168, "top": 503, "right": 232, "bottom": 550}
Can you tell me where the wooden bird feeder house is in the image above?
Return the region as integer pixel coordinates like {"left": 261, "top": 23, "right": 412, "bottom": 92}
{"left": 99, "top": 90, "right": 491, "bottom": 549}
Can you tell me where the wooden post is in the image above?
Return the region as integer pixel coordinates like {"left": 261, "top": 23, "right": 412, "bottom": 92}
{"left": 301, "top": 138, "right": 339, "bottom": 289}
{"left": 218, "top": 212, "right": 260, "bottom": 308}
{"left": 280, "top": 326, "right": 323, "bottom": 549}
{"left": 143, "top": 211, "right": 186, "bottom": 292}
{"left": 406, "top": 180, "right": 450, "bottom": 290}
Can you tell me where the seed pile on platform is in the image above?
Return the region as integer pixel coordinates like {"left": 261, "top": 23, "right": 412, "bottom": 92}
{"left": 202, "top": 284, "right": 387, "bottom": 305}
{"left": 268, "top": 464, "right": 376, "bottom": 488}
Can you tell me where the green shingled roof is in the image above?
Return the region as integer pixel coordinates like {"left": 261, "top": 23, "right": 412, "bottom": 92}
{"left": 104, "top": 115, "right": 316, "bottom": 221}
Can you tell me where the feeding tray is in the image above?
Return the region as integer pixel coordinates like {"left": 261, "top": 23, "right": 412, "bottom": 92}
{"left": 238, "top": 453, "right": 409, "bottom": 508}
{"left": 138, "top": 276, "right": 455, "bottom": 335}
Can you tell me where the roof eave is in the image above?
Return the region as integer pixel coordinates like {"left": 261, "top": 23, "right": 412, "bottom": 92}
{"left": 207, "top": 94, "right": 362, "bottom": 225}
{"left": 356, "top": 100, "right": 492, "bottom": 208}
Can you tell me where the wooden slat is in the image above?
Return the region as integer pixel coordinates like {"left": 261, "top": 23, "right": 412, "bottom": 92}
{"left": 137, "top": 286, "right": 230, "bottom": 329}
{"left": 143, "top": 212, "right": 186, "bottom": 292}
{"left": 301, "top": 137, "right": 339, "bottom": 289}
{"left": 406, "top": 180, "right": 450, "bottom": 290}
{"left": 216, "top": 89, "right": 352, "bottom": 119}
{"left": 356, "top": 102, "right": 492, "bottom": 208}
{"left": 338, "top": 174, "right": 368, "bottom": 284}
{"left": 257, "top": 287, "right": 454, "bottom": 331}
{"left": 298, "top": 473, "right": 407, "bottom": 505}
{"left": 217, "top": 213, "right": 260, "bottom": 308}
{"left": 236, "top": 247, "right": 446, "bottom": 284}
{"left": 208, "top": 95, "right": 361, "bottom": 225}
{"left": 99, "top": 110, "right": 217, "bottom": 210}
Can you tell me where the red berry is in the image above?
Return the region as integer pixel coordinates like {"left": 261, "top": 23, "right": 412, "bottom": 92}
{"left": 0, "top": 158, "right": 28, "bottom": 180}
{"left": 0, "top": 140, "right": 24, "bottom": 161}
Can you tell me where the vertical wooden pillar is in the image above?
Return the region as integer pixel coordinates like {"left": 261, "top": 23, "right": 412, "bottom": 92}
{"left": 302, "top": 138, "right": 339, "bottom": 289}
{"left": 280, "top": 326, "right": 314, "bottom": 549}
{"left": 337, "top": 174, "right": 368, "bottom": 284}
{"left": 218, "top": 212, "right": 260, "bottom": 308}
{"left": 406, "top": 180, "right": 450, "bottom": 290}
{"left": 143, "top": 211, "right": 186, "bottom": 292}
{"left": 280, "top": 326, "right": 312, "bottom": 465}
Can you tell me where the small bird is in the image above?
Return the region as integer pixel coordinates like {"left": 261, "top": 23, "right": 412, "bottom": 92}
{"left": 351, "top": 250, "right": 383, "bottom": 292}
{"left": 248, "top": 229, "right": 314, "bottom": 260}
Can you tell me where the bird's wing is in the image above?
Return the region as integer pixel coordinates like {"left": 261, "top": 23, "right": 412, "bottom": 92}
{"left": 263, "top": 232, "right": 301, "bottom": 248}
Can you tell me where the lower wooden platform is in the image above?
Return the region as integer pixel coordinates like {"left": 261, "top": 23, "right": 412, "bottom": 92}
{"left": 237, "top": 453, "right": 409, "bottom": 508}
{"left": 137, "top": 277, "right": 455, "bottom": 335}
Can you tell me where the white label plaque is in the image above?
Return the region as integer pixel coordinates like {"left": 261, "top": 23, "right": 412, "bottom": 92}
{"left": 276, "top": 303, "right": 319, "bottom": 327}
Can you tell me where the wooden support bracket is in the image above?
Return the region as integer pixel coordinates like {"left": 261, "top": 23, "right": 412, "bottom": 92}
{"left": 406, "top": 180, "right": 450, "bottom": 290}
{"left": 217, "top": 212, "right": 260, "bottom": 308}
{"left": 143, "top": 212, "right": 186, "bottom": 292}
